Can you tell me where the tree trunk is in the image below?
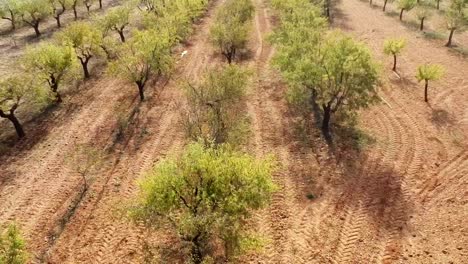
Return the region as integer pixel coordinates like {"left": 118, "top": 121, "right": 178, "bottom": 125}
{"left": 99, "top": 0, "right": 103, "bottom": 9}
{"left": 55, "top": 16, "right": 61, "bottom": 28}
{"left": 191, "top": 239, "right": 203, "bottom": 264}
{"left": 8, "top": 10, "right": 15, "bottom": 30}
{"left": 322, "top": 104, "right": 331, "bottom": 132}
{"left": 50, "top": 78, "right": 62, "bottom": 103}
{"left": 8, "top": 114, "right": 25, "bottom": 138}
{"left": 446, "top": 29, "right": 455, "bottom": 47}
{"left": 136, "top": 82, "right": 145, "bottom": 101}
{"left": 383, "top": 0, "right": 388, "bottom": 11}
{"left": 118, "top": 30, "right": 125, "bottom": 42}
{"left": 424, "top": 80, "right": 429, "bottom": 102}
{"left": 393, "top": 54, "right": 397, "bottom": 71}
{"left": 33, "top": 23, "right": 41, "bottom": 37}
{"left": 437, "top": 0, "right": 440, "bottom": 9}
{"left": 86, "top": 5, "right": 91, "bottom": 13}
{"left": 370, "top": 0, "right": 372, "bottom": 5}
{"left": 420, "top": 17, "right": 425, "bottom": 31}
{"left": 73, "top": 6, "right": 78, "bottom": 20}
{"left": 79, "top": 57, "right": 91, "bottom": 79}
{"left": 400, "top": 9, "right": 405, "bottom": 21}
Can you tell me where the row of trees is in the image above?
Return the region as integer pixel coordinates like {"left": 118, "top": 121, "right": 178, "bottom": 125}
{"left": 270, "top": 0, "right": 380, "bottom": 132}
{"left": 0, "top": 0, "right": 209, "bottom": 138}
{"left": 130, "top": 1, "right": 278, "bottom": 264}
{"left": 0, "top": 0, "right": 105, "bottom": 36}
{"left": 381, "top": 0, "right": 467, "bottom": 47}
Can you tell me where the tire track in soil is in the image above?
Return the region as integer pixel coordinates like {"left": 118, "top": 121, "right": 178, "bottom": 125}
{"left": 0, "top": 78, "right": 126, "bottom": 255}
{"left": 46, "top": 1, "right": 227, "bottom": 263}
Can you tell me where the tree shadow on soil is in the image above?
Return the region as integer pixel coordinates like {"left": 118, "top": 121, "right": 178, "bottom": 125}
{"left": 429, "top": 107, "right": 456, "bottom": 128}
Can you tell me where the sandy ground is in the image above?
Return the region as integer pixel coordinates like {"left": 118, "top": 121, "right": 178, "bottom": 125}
{"left": 0, "top": 0, "right": 467, "bottom": 263}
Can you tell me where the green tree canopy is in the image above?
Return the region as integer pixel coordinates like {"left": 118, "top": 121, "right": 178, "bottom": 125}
{"left": 416, "top": 63, "right": 444, "bottom": 102}
{"left": 0, "top": 74, "right": 44, "bottom": 138}
{"left": 96, "top": 5, "right": 131, "bottom": 42}
{"left": 445, "top": 3, "right": 467, "bottom": 46}
{"left": 0, "top": 0, "right": 21, "bottom": 30}
{"left": 383, "top": 38, "right": 406, "bottom": 71}
{"left": 131, "top": 142, "right": 277, "bottom": 263}
{"left": 0, "top": 224, "right": 28, "bottom": 264}
{"left": 22, "top": 43, "right": 77, "bottom": 103}
{"left": 210, "top": 0, "right": 254, "bottom": 63}
{"left": 56, "top": 21, "right": 103, "bottom": 79}
{"left": 184, "top": 65, "right": 251, "bottom": 146}
{"left": 18, "top": 0, "right": 52, "bottom": 37}
{"left": 108, "top": 29, "right": 173, "bottom": 101}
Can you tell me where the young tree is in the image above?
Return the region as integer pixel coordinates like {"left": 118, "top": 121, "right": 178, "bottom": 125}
{"left": 130, "top": 143, "right": 277, "bottom": 263}
{"left": 0, "top": 224, "right": 28, "bottom": 263}
{"left": 416, "top": 5, "right": 432, "bottom": 30}
{"left": 184, "top": 65, "right": 250, "bottom": 146}
{"left": 18, "top": 0, "right": 52, "bottom": 37}
{"left": 57, "top": 21, "right": 103, "bottom": 79}
{"left": 416, "top": 64, "right": 444, "bottom": 102}
{"left": 383, "top": 38, "right": 406, "bottom": 71}
{"left": 0, "top": 75, "right": 41, "bottom": 138}
{"left": 66, "top": 143, "right": 103, "bottom": 194}
{"left": 108, "top": 30, "right": 173, "bottom": 101}
{"left": 23, "top": 43, "right": 77, "bottom": 103}
{"left": 445, "top": 2, "right": 467, "bottom": 46}
{"left": 50, "top": 0, "right": 71, "bottom": 28}
{"left": 397, "top": 0, "right": 417, "bottom": 20}
{"left": 97, "top": 6, "right": 131, "bottom": 42}
{"left": 0, "top": 0, "right": 20, "bottom": 30}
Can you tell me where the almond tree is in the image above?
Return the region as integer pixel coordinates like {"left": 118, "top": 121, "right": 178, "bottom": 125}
{"left": 23, "top": 43, "right": 77, "bottom": 103}
{"left": 416, "top": 5, "right": 432, "bottom": 31}
{"left": 83, "top": 0, "right": 94, "bottom": 13}
{"left": 210, "top": 0, "right": 254, "bottom": 63}
{"left": 97, "top": 6, "right": 131, "bottom": 42}
{"left": 19, "top": 0, "right": 52, "bottom": 37}
{"left": 383, "top": 38, "right": 406, "bottom": 71}
{"left": 50, "top": 0, "right": 71, "bottom": 28}
{"left": 397, "top": 0, "right": 417, "bottom": 21}
{"left": 416, "top": 64, "right": 444, "bottom": 102}
{"left": 108, "top": 30, "right": 173, "bottom": 101}
{"left": 130, "top": 143, "right": 277, "bottom": 263}
{"left": 184, "top": 65, "right": 250, "bottom": 146}
{"left": 0, "top": 0, "right": 20, "bottom": 30}
{"left": 0, "top": 75, "right": 40, "bottom": 138}
{"left": 445, "top": 1, "right": 467, "bottom": 46}
{"left": 57, "top": 21, "right": 103, "bottom": 79}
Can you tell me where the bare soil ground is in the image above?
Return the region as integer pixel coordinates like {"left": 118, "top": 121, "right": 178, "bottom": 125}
{"left": 0, "top": 0, "right": 467, "bottom": 263}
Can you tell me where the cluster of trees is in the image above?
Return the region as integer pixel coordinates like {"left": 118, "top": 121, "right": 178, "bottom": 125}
{"left": 1, "top": 0, "right": 210, "bottom": 139}
{"left": 0, "top": 0, "right": 105, "bottom": 36}
{"left": 0, "top": 224, "right": 28, "bottom": 264}
{"left": 210, "top": 0, "right": 254, "bottom": 63}
{"left": 381, "top": 0, "right": 467, "bottom": 47}
{"left": 270, "top": 0, "right": 380, "bottom": 132}
{"left": 129, "top": 1, "right": 277, "bottom": 263}
{"left": 383, "top": 38, "right": 444, "bottom": 102}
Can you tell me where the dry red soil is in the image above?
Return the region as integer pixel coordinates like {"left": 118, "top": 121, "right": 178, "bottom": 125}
{"left": 0, "top": 0, "right": 467, "bottom": 263}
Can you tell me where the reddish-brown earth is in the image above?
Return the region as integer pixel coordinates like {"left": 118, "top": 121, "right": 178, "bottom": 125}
{"left": 0, "top": 0, "right": 467, "bottom": 263}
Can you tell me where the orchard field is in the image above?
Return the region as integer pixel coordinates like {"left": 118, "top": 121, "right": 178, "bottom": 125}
{"left": 0, "top": 0, "right": 467, "bottom": 263}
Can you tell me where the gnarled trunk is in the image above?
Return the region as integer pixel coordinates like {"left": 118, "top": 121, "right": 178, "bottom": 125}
{"left": 383, "top": 0, "right": 388, "bottom": 11}
{"left": 0, "top": 109, "right": 25, "bottom": 138}
{"left": 79, "top": 56, "right": 92, "bottom": 79}
{"left": 393, "top": 54, "right": 397, "bottom": 71}
{"left": 420, "top": 17, "right": 425, "bottom": 31}
{"left": 399, "top": 8, "right": 405, "bottom": 21}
